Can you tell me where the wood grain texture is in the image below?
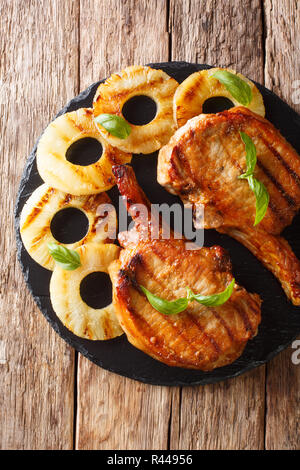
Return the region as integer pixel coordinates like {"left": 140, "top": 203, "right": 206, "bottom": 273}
{"left": 76, "top": 364, "right": 176, "bottom": 450}
{"left": 169, "top": 0, "right": 266, "bottom": 450}
{"left": 264, "top": 0, "right": 300, "bottom": 114}
{"left": 170, "top": 369, "right": 265, "bottom": 450}
{"left": 264, "top": 0, "right": 300, "bottom": 450}
{"left": 79, "top": 0, "right": 169, "bottom": 89}
{"left": 76, "top": 0, "right": 175, "bottom": 450}
{"left": 169, "top": 0, "right": 263, "bottom": 79}
{"left": 265, "top": 346, "right": 300, "bottom": 450}
{"left": 0, "top": 0, "right": 78, "bottom": 449}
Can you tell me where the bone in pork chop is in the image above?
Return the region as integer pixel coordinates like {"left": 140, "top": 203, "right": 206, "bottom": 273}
{"left": 158, "top": 106, "right": 300, "bottom": 305}
{"left": 109, "top": 164, "right": 261, "bottom": 370}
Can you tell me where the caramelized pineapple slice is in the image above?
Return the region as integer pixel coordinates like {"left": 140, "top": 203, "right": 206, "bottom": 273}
{"left": 174, "top": 68, "right": 265, "bottom": 128}
{"left": 93, "top": 65, "right": 179, "bottom": 154}
{"left": 37, "top": 108, "right": 131, "bottom": 195}
{"left": 20, "top": 184, "right": 117, "bottom": 270}
{"left": 50, "top": 243, "right": 123, "bottom": 340}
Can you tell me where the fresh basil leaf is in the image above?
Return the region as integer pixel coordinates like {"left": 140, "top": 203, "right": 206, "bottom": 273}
{"left": 48, "top": 243, "right": 81, "bottom": 271}
{"left": 238, "top": 131, "right": 257, "bottom": 179}
{"left": 140, "top": 279, "right": 235, "bottom": 315}
{"left": 95, "top": 113, "right": 131, "bottom": 139}
{"left": 237, "top": 132, "right": 269, "bottom": 225}
{"left": 187, "top": 278, "right": 235, "bottom": 307}
{"left": 212, "top": 70, "right": 252, "bottom": 106}
{"left": 140, "top": 285, "right": 189, "bottom": 315}
{"left": 247, "top": 175, "right": 270, "bottom": 226}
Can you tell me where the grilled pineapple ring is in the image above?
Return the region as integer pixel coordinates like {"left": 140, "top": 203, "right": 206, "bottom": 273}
{"left": 20, "top": 184, "right": 117, "bottom": 270}
{"left": 93, "top": 65, "right": 179, "bottom": 154}
{"left": 50, "top": 243, "right": 123, "bottom": 340}
{"left": 37, "top": 107, "right": 131, "bottom": 195}
{"left": 174, "top": 68, "right": 265, "bottom": 128}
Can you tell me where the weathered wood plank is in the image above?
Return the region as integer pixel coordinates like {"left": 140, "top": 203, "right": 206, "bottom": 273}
{"left": 170, "top": 0, "right": 263, "bottom": 76}
{"left": 79, "top": 0, "right": 169, "bottom": 86}
{"left": 0, "top": 0, "right": 79, "bottom": 449}
{"left": 169, "top": 0, "right": 266, "bottom": 450}
{"left": 264, "top": 0, "right": 300, "bottom": 450}
{"left": 76, "top": 0, "right": 175, "bottom": 450}
{"left": 264, "top": 0, "right": 300, "bottom": 114}
{"left": 170, "top": 369, "right": 265, "bottom": 450}
{"left": 76, "top": 364, "right": 177, "bottom": 450}
{"left": 265, "top": 346, "right": 300, "bottom": 450}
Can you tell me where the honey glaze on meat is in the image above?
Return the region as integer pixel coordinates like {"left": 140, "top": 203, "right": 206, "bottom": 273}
{"left": 109, "top": 165, "right": 261, "bottom": 370}
{"left": 158, "top": 107, "right": 300, "bottom": 305}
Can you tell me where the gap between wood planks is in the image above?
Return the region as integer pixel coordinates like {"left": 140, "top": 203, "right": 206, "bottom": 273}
{"left": 261, "top": 0, "right": 267, "bottom": 450}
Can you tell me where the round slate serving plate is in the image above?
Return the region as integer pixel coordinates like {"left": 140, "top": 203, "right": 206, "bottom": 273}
{"left": 15, "top": 61, "right": 300, "bottom": 386}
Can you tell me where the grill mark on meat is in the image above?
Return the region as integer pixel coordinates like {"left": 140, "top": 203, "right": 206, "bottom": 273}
{"left": 169, "top": 152, "right": 182, "bottom": 181}
{"left": 127, "top": 252, "right": 144, "bottom": 272}
{"left": 138, "top": 244, "right": 244, "bottom": 356}
{"left": 148, "top": 243, "right": 254, "bottom": 341}
{"left": 223, "top": 109, "right": 300, "bottom": 191}
{"left": 219, "top": 131, "right": 244, "bottom": 174}
{"left": 185, "top": 313, "right": 221, "bottom": 358}
{"left": 129, "top": 306, "right": 210, "bottom": 367}
{"left": 129, "top": 249, "right": 224, "bottom": 358}
{"left": 217, "top": 130, "right": 289, "bottom": 225}
{"left": 169, "top": 140, "right": 199, "bottom": 196}
{"left": 134, "top": 277, "right": 210, "bottom": 355}
{"left": 217, "top": 118, "right": 300, "bottom": 226}
{"left": 211, "top": 309, "right": 236, "bottom": 342}
{"left": 260, "top": 136, "right": 300, "bottom": 187}
{"left": 173, "top": 144, "right": 195, "bottom": 181}
{"left": 256, "top": 160, "right": 296, "bottom": 207}
{"left": 117, "top": 269, "right": 209, "bottom": 367}
{"left": 231, "top": 299, "right": 254, "bottom": 335}
{"left": 267, "top": 200, "right": 287, "bottom": 225}
{"left": 246, "top": 295, "right": 262, "bottom": 326}
{"left": 123, "top": 305, "right": 191, "bottom": 366}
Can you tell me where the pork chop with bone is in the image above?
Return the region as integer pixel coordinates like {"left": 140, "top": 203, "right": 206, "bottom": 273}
{"left": 158, "top": 107, "right": 300, "bottom": 305}
{"left": 109, "top": 164, "right": 261, "bottom": 370}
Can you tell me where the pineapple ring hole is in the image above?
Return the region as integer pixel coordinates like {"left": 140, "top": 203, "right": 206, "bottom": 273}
{"left": 65, "top": 137, "right": 103, "bottom": 166}
{"left": 202, "top": 97, "right": 234, "bottom": 114}
{"left": 122, "top": 95, "right": 157, "bottom": 126}
{"left": 80, "top": 272, "right": 112, "bottom": 309}
{"left": 50, "top": 207, "right": 89, "bottom": 244}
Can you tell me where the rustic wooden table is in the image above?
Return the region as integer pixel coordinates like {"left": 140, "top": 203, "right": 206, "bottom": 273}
{"left": 1, "top": 0, "right": 299, "bottom": 450}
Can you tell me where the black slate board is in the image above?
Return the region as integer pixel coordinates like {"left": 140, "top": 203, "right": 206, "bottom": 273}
{"left": 15, "top": 61, "right": 300, "bottom": 386}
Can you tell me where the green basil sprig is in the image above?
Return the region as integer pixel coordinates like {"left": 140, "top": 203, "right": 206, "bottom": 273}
{"left": 48, "top": 243, "right": 81, "bottom": 271}
{"left": 95, "top": 113, "right": 131, "bottom": 139}
{"left": 212, "top": 70, "right": 252, "bottom": 106}
{"left": 140, "top": 279, "right": 235, "bottom": 315}
{"left": 186, "top": 279, "right": 235, "bottom": 307}
{"left": 140, "top": 286, "right": 189, "bottom": 315}
{"left": 247, "top": 175, "right": 270, "bottom": 226}
{"left": 238, "top": 131, "right": 269, "bottom": 225}
{"left": 238, "top": 131, "right": 257, "bottom": 178}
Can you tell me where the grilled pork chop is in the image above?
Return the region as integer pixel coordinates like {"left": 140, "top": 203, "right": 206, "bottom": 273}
{"left": 109, "top": 165, "right": 261, "bottom": 370}
{"left": 158, "top": 107, "right": 300, "bottom": 305}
